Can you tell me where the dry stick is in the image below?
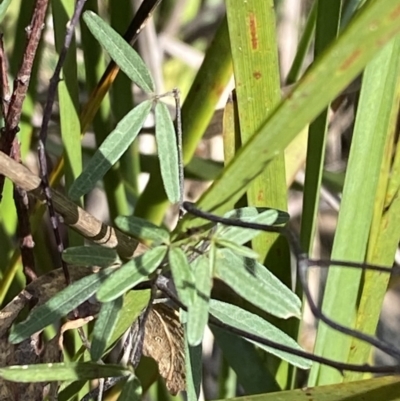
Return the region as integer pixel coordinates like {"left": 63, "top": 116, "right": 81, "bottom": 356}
{"left": 37, "top": 0, "right": 88, "bottom": 285}
{"left": 0, "top": 151, "right": 145, "bottom": 258}
{"left": 0, "top": 0, "right": 50, "bottom": 200}
{"left": 11, "top": 142, "right": 37, "bottom": 283}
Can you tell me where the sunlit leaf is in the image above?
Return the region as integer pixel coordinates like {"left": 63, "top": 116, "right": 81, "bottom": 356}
{"left": 115, "top": 215, "right": 170, "bottom": 243}
{"left": 69, "top": 100, "right": 152, "bottom": 200}
{"left": 9, "top": 268, "right": 114, "bottom": 344}
{"left": 91, "top": 296, "right": 123, "bottom": 361}
{"left": 209, "top": 300, "right": 312, "bottom": 369}
{"left": 168, "top": 247, "right": 196, "bottom": 308}
{"left": 107, "top": 290, "right": 150, "bottom": 351}
{"left": 62, "top": 246, "right": 120, "bottom": 268}
{"left": 216, "top": 207, "right": 287, "bottom": 245}
{"left": 96, "top": 246, "right": 167, "bottom": 302}
{"left": 214, "top": 238, "right": 259, "bottom": 259}
{"left": 83, "top": 11, "right": 154, "bottom": 93}
{"left": 224, "top": 206, "right": 289, "bottom": 224}
{"left": 0, "top": 362, "right": 131, "bottom": 382}
{"left": 187, "top": 254, "right": 212, "bottom": 346}
{"left": 214, "top": 248, "right": 301, "bottom": 319}
{"left": 155, "top": 101, "right": 180, "bottom": 204}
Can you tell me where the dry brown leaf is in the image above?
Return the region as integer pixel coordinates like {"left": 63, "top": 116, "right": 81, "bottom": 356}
{"left": 143, "top": 303, "right": 186, "bottom": 395}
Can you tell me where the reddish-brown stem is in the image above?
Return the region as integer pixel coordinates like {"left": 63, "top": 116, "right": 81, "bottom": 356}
{"left": 0, "top": 0, "right": 50, "bottom": 199}
{"left": 11, "top": 141, "right": 37, "bottom": 284}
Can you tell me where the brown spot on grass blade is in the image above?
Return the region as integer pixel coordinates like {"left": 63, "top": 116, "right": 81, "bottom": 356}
{"left": 339, "top": 49, "right": 362, "bottom": 71}
{"left": 389, "top": 4, "right": 400, "bottom": 20}
{"left": 248, "top": 13, "right": 258, "bottom": 50}
{"left": 253, "top": 71, "right": 262, "bottom": 80}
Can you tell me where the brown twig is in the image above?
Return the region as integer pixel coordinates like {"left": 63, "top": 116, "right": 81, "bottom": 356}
{"left": 0, "top": 0, "right": 50, "bottom": 199}
{"left": 11, "top": 141, "right": 37, "bottom": 284}
{"left": 0, "top": 150, "right": 146, "bottom": 259}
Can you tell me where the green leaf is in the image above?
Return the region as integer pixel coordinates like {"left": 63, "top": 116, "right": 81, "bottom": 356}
{"left": 69, "top": 100, "right": 152, "bottom": 200}
{"left": 62, "top": 246, "right": 120, "bottom": 268}
{"left": 107, "top": 290, "right": 150, "bottom": 351}
{"left": 214, "top": 248, "right": 301, "bottom": 319}
{"left": 224, "top": 206, "right": 289, "bottom": 224}
{"left": 117, "top": 375, "right": 142, "bottom": 401}
{"left": 168, "top": 247, "right": 196, "bottom": 308}
{"left": 155, "top": 101, "right": 180, "bottom": 204}
{"left": 91, "top": 296, "right": 123, "bottom": 361}
{"left": 0, "top": 0, "right": 12, "bottom": 25}
{"left": 187, "top": 254, "right": 212, "bottom": 346}
{"left": 115, "top": 215, "right": 170, "bottom": 243}
{"left": 9, "top": 268, "right": 114, "bottom": 344}
{"left": 97, "top": 246, "right": 167, "bottom": 302}
{"left": 215, "top": 207, "right": 286, "bottom": 245}
{"left": 214, "top": 238, "right": 259, "bottom": 260}
{"left": 83, "top": 11, "right": 154, "bottom": 93}
{"left": 184, "top": 320, "right": 202, "bottom": 401}
{"left": 0, "top": 362, "right": 131, "bottom": 382}
{"left": 209, "top": 300, "right": 312, "bottom": 369}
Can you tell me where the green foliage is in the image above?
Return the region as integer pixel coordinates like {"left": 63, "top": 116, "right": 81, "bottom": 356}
{"left": 1, "top": 1, "right": 400, "bottom": 400}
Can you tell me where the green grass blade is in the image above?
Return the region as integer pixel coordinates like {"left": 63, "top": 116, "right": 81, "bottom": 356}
{"left": 91, "top": 296, "right": 123, "bottom": 361}
{"left": 0, "top": 0, "right": 12, "bottom": 23}
{"left": 69, "top": 100, "right": 152, "bottom": 200}
{"left": 225, "top": 0, "right": 289, "bottom": 290}
{"left": 0, "top": 362, "right": 130, "bottom": 383}
{"left": 300, "top": 0, "right": 342, "bottom": 253}
{"left": 344, "top": 35, "right": 400, "bottom": 382}
{"left": 179, "top": 0, "right": 400, "bottom": 229}
{"left": 109, "top": 1, "right": 140, "bottom": 199}
{"left": 309, "top": 35, "right": 400, "bottom": 386}
{"left": 286, "top": 2, "right": 316, "bottom": 84}
{"left": 155, "top": 101, "right": 180, "bottom": 204}
{"left": 52, "top": 0, "right": 82, "bottom": 219}
{"left": 212, "top": 376, "right": 400, "bottom": 401}
{"left": 83, "top": 11, "right": 154, "bottom": 93}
